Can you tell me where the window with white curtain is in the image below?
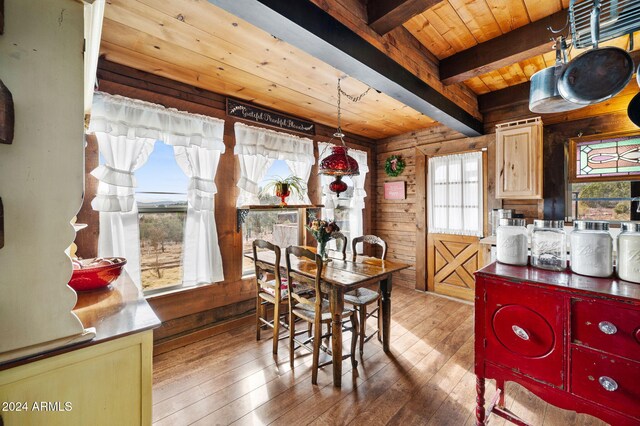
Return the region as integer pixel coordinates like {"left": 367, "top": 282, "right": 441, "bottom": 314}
{"left": 318, "top": 142, "right": 368, "bottom": 253}
{"left": 234, "top": 122, "right": 314, "bottom": 207}
{"left": 428, "top": 151, "right": 483, "bottom": 237}
{"left": 88, "top": 92, "right": 226, "bottom": 291}
{"left": 234, "top": 123, "right": 315, "bottom": 275}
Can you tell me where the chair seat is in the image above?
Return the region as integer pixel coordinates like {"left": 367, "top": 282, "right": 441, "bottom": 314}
{"left": 344, "top": 287, "right": 379, "bottom": 305}
{"left": 261, "top": 278, "right": 314, "bottom": 299}
{"left": 293, "top": 297, "right": 353, "bottom": 322}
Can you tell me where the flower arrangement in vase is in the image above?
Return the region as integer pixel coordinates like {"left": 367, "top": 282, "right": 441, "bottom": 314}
{"left": 260, "top": 175, "right": 306, "bottom": 206}
{"left": 306, "top": 218, "right": 340, "bottom": 262}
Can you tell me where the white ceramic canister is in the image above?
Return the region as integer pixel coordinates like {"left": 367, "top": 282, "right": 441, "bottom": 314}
{"left": 617, "top": 222, "right": 640, "bottom": 283}
{"left": 531, "top": 220, "right": 566, "bottom": 271}
{"left": 496, "top": 218, "right": 528, "bottom": 266}
{"left": 570, "top": 220, "right": 613, "bottom": 277}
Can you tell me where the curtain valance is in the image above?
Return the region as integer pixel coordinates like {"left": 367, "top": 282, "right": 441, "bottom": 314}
{"left": 233, "top": 122, "right": 314, "bottom": 163}
{"left": 89, "top": 92, "right": 226, "bottom": 151}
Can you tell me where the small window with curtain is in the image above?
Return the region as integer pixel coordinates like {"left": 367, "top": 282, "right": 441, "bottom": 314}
{"left": 241, "top": 160, "right": 302, "bottom": 275}
{"left": 428, "top": 151, "right": 483, "bottom": 237}
{"left": 568, "top": 132, "right": 640, "bottom": 221}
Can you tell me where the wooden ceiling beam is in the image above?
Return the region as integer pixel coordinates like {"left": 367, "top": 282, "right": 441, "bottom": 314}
{"left": 440, "top": 10, "right": 568, "bottom": 85}
{"left": 367, "top": 0, "right": 443, "bottom": 35}
{"left": 208, "top": 0, "right": 483, "bottom": 136}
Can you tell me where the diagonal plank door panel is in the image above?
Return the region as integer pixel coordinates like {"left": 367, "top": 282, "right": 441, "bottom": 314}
{"left": 428, "top": 233, "right": 480, "bottom": 301}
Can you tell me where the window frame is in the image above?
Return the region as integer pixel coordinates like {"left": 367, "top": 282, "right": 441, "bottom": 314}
{"left": 568, "top": 130, "right": 640, "bottom": 184}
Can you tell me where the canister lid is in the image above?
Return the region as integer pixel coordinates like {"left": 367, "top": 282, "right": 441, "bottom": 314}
{"left": 496, "top": 209, "right": 514, "bottom": 218}
{"left": 533, "top": 219, "right": 564, "bottom": 229}
{"left": 499, "top": 218, "right": 526, "bottom": 227}
{"left": 621, "top": 222, "right": 640, "bottom": 233}
{"left": 573, "top": 220, "right": 609, "bottom": 231}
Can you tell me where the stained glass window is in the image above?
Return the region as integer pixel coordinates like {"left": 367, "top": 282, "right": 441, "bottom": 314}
{"left": 574, "top": 136, "right": 640, "bottom": 180}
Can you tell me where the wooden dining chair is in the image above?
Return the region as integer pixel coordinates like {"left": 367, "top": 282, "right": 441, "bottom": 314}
{"left": 345, "top": 235, "right": 387, "bottom": 355}
{"left": 285, "top": 245, "right": 358, "bottom": 385}
{"left": 327, "top": 231, "right": 347, "bottom": 260}
{"left": 253, "top": 239, "right": 289, "bottom": 355}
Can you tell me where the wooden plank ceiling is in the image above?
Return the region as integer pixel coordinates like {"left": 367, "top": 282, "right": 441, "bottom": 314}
{"left": 99, "top": 0, "right": 437, "bottom": 140}
{"left": 100, "top": 0, "right": 640, "bottom": 139}
{"left": 404, "top": 0, "right": 639, "bottom": 94}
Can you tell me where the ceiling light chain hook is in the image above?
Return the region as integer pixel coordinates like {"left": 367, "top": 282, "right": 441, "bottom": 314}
{"left": 335, "top": 77, "right": 372, "bottom": 140}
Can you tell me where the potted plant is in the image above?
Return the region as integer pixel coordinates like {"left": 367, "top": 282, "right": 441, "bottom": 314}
{"left": 260, "top": 175, "right": 306, "bottom": 206}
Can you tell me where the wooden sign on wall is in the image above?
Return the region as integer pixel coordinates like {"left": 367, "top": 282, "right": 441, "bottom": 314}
{"left": 227, "top": 98, "right": 315, "bottom": 136}
{"left": 384, "top": 181, "right": 406, "bottom": 199}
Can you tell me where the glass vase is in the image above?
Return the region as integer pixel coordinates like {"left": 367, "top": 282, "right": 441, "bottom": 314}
{"left": 317, "top": 240, "right": 330, "bottom": 262}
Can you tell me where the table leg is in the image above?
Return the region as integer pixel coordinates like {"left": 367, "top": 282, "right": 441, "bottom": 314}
{"left": 330, "top": 286, "right": 343, "bottom": 387}
{"left": 380, "top": 274, "right": 392, "bottom": 352}
{"left": 476, "top": 375, "right": 485, "bottom": 425}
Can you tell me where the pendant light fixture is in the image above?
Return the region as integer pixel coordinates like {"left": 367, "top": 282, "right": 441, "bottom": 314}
{"left": 319, "top": 78, "right": 370, "bottom": 196}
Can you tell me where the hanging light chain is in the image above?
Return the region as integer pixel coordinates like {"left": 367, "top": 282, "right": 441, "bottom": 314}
{"left": 336, "top": 78, "right": 372, "bottom": 137}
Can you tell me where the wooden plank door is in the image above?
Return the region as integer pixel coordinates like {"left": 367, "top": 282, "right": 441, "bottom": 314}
{"left": 427, "top": 233, "right": 481, "bottom": 302}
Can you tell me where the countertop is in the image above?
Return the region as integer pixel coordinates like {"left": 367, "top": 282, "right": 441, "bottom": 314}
{"left": 0, "top": 272, "right": 160, "bottom": 371}
{"left": 476, "top": 261, "right": 640, "bottom": 302}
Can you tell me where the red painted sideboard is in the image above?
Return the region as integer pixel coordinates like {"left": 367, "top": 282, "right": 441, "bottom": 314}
{"left": 474, "top": 262, "right": 640, "bottom": 426}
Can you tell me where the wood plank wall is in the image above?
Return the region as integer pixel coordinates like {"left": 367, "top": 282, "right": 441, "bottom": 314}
{"left": 374, "top": 108, "right": 639, "bottom": 292}
{"left": 484, "top": 93, "right": 640, "bottom": 221}
{"left": 374, "top": 126, "right": 498, "bottom": 291}
{"left": 76, "top": 59, "right": 376, "bottom": 343}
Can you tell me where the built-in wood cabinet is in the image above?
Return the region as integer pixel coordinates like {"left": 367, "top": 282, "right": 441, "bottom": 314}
{"left": 0, "top": 274, "right": 159, "bottom": 426}
{"left": 0, "top": 331, "right": 153, "bottom": 426}
{"left": 495, "top": 117, "right": 543, "bottom": 199}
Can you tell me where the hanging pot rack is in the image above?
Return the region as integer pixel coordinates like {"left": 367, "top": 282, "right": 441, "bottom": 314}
{"left": 569, "top": 0, "right": 640, "bottom": 49}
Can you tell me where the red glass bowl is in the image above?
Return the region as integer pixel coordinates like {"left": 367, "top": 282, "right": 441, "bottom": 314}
{"left": 69, "top": 257, "right": 127, "bottom": 291}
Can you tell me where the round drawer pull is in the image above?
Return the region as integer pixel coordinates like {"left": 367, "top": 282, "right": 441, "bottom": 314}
{"left": 598, "top": 376, "right": 618, "bottom": 392}
{"left": 598, "top": 321, "right": 617, "bottom": 335}
{"left": 511, "top": 325, "right": 530, "bottom": 341}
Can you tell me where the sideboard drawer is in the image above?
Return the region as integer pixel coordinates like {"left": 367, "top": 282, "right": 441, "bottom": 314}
{"left": 571, "top": 299, "right": 640, "bottom": 362}
{"left": 571, "top": 346, "right": 640, "bottom": 419}
{"left": 484, "top": 280, "right": 564, "bottom": 387}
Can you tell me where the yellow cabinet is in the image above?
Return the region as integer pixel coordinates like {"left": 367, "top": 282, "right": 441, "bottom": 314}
{"left": 0, "top": 331, "right": 153, "bottom": 426}
{"left": 495, "top": 117, "right": 543, "bottom": 199}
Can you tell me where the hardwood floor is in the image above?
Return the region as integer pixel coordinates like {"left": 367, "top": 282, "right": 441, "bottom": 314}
{"left": 152, "top": 286, "right": 607, "bottom": 426}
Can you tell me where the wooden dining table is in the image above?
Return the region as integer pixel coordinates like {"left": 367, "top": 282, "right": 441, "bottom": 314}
{"left": 246, "top": 247, "right": 410, "bottom": 387}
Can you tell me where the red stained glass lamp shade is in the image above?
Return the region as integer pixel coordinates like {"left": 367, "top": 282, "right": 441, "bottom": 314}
{"left": 319, "top": 145, "right": 359, "bottom": 197}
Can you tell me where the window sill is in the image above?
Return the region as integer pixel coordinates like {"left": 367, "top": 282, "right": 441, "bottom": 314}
{"left": 236, "top": 204, "right": 323, "bottom": 231}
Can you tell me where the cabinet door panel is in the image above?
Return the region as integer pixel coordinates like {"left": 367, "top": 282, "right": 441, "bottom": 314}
{"left": 484, "top": 279, "right": 564, "bottom": 387}
{"left": 496, "top": 119, "right": 542, "bottom": 199}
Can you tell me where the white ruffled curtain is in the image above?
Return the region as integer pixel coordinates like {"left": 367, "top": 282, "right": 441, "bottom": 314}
{"left": 175, "top": 145, "right": 224, "bottom": 285}
{"left": 234, "top": 122, "right": 314, "bottom": 207}
{"left": 236, "top": 155, "right": 274, "bottom": 206}
{"left": 428, "top": 151, "right": 483, "bottom": 237}
{"left": 284, "top": 160, "right": 312, "bottom": 204}
{"left": 90, "top": 132, "right": 155, "bottom": 286}
{"left": 89, "top": 92, "right": 226, "bottom": 288}
{"left": 318, "top": 142, "right": 336, "bottom": 215}
{"left": 348, "top": 148, "right": 368, "bottom": 253}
